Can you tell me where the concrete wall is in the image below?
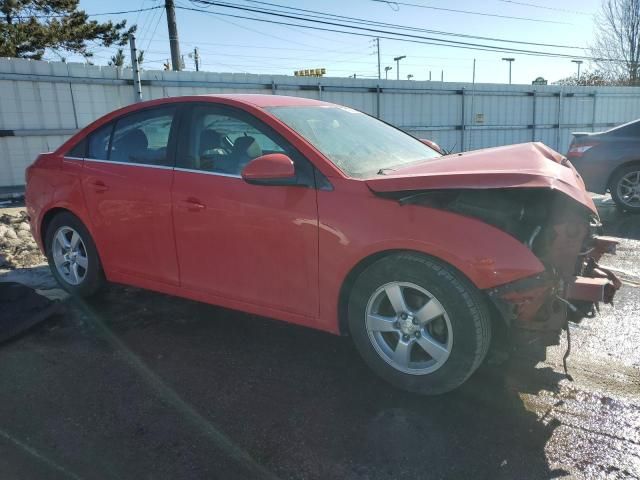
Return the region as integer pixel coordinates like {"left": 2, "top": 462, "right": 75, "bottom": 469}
{"left": 3, "top": 57, "right": 640, "bottom": 189}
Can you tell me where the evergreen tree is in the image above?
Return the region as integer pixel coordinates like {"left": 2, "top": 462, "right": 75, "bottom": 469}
{"left": 0, "top": 0, "right": 135, "bottom": 60}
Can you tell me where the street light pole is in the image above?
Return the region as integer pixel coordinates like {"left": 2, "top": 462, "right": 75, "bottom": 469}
{"left": 394, "top": 55, "right": 406, "bottom": 80}
{"left": 384, "top": 66, "right": 392, "bottom": 80}
{"left": 571, "top": 60, "right": 583, "bottom": 82}
{"left": 376, "top": 37, "right": 381, "bottom": 80}
{"left": 502, "top": 57, "right": 515, "bottom": 84}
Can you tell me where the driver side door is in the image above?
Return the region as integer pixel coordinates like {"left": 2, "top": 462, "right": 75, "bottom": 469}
{"left": 171, "top": 103, "right": 320, "bottom": 318}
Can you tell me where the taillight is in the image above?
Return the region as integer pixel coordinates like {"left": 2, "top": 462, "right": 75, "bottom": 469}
{"left": 567, "top": 142, "right": 598, "bottom": 158}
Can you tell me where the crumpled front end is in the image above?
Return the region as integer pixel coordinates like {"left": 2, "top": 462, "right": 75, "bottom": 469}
{"left": 366, "top": 141, "right": 621, "bottom": 332}
{"left": 483, "top": 196, "right": 621, "bottom": 331}
{"left": 392, "top": 187, "right": 620, "bottom": 332}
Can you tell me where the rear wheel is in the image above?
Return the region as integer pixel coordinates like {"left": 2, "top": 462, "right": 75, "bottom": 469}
{"left": 348, "top": 253, "right": 491, "bottom": 395}
{"left": 610, "top": 166, "right": 640, "bottom": 213}
{"left": 45, "top": 212, "right": 105, "bottom": 297}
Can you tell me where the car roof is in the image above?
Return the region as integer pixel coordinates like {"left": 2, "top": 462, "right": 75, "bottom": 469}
{"left": 198, "top": 94, "right": 333, "bottom": 108}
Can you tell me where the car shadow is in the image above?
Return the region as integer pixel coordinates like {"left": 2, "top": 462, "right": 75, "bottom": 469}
{"left": 14, "top": 283, "right": 566, "bottom": 480}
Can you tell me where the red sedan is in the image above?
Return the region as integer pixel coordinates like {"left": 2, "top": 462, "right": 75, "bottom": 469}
{"left": 25, "top": 95, "right": 619, "bottom": 394}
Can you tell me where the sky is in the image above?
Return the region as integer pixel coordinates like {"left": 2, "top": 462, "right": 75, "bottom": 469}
{"left": 63, "top": 0, "right": 603, "bottom": 85}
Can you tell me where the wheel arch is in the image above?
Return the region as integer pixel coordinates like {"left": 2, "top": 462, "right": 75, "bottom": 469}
{"left": 607, "top": 159, "right": 640, "bottom": 191}
{"left": 40, "top": 207, "right": 75, "bottom": 246}
{"left": 337, "top": 249, "right": 505, "bottom": 336}
{"left": 40, "top": 206, "right": 95, "bottom": 251}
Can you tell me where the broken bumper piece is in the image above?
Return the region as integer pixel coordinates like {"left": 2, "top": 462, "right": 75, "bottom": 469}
{"left": 487, "top": 237, "right": 621, "bottom": 331}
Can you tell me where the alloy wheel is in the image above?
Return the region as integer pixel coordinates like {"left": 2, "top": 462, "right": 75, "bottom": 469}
{"left": 616, "top": 170, "right": 640, "bottom": 209}
{"left": 365, "top": 281, "right": 453, "bottom": 375}
{"left": 52, "top": 226, "right": 89, "bottom": 285}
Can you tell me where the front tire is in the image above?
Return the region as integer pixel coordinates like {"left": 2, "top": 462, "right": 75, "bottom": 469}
{"left": 45, "top": 212, "right": 105, "bottom": 297}
{"left": 348, "top": 253, "right": 491, "bottom": 395}
{"left": 610, "top": 165, "right": 640, "bottom": 213}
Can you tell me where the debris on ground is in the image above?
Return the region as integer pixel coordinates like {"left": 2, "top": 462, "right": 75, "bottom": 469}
{"left": 0, "top": 211, "right": 46, "bottom": 268}
{"left": 0, "top": 282, "right": 62, "bottom": 343}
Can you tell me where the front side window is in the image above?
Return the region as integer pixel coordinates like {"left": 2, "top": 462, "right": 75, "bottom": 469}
{"left": 110, "top": 107, "right": 176, "bottom": 166}
{"left": 180, "top": 105, "right": 286, "bottom": 175}
{"left": 87, "top": 123, "right": 113, "bottom": 160}
{"left": 268, "top": 106, "right": 441, "bottom": 178}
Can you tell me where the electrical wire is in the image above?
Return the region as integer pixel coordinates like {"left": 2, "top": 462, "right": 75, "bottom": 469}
{"left": 238, "top": 0, "right": 584, "bottom": 49}
{"left": 496, "top": 0, "right": 593, "bottom": 16}
{"left": 145, "top": 10, "right": 165, "bottom": 52}
{"left": 177, "top": 3, "right": 610, "bottom": 61}
{"left": 26, "top": 6, "right": 163, "bottom": 19}
{"left": 369, "top": 0, "right": 570, "bottom": 24}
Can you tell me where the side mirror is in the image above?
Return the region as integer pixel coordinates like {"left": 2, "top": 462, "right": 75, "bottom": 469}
{"left": 241, "top": 153, "right": 296, "bottom": 186}
{"left": 419, "top": 138, "right": 446, "bottom": 155}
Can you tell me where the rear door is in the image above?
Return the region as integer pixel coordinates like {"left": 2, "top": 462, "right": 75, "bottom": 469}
{"left": 171, "top": 103, "right": 319, "bottom": 317}
{"left": 81, "top": 105, "right": 181, "bottom": 285}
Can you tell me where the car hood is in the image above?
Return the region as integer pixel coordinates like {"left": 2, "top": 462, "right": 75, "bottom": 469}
{"left": 365, "top": 142, "right": 596, "bottom": 213}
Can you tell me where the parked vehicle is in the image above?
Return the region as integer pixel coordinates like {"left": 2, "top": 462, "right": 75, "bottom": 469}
{"left": 25, "top": 95, "right": 619, "bottom": 394}
{"left": 567, "top": 119, "right": 640, "bottom": 212}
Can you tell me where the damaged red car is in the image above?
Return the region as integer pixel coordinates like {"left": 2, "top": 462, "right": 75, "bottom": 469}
{"left": 25, "top": 95, "right": 620, "bottom": 394}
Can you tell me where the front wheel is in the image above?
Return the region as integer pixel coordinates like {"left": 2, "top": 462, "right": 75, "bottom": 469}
{"left": 348, "top": 253, "right": 491, "bottom": 395}
{"left": 610, "top": 166, "right": 640, "bottom": 213}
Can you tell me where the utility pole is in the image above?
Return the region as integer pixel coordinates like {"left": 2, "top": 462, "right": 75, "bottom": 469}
{"left": 441, "top": 70, "right": 443, "bottom": 82}
{"left": 571, "top": 59, "right": 583, "bottom": 82}
{"left": 502, "top": 57, "right": 515, "bottom": 84}
{"left": 429, "top": 70, "right": 431, "bottom": 81}
{"left": 193, "top": 47, "right": 200, "bottom": 71}
{"left": 129, "top": 34, "right": 142, "bottom": 102}
{"left": 394, "top": 55, "right": 406, "bottom": 80}
{"left": 165, "top": 0, "right": 181, "bottom": 71}
{"left": 384, "top": 66, "right": 392, "bottom": 80}
{"left": 376, "top": 37, "right": 381, "bottom": 80}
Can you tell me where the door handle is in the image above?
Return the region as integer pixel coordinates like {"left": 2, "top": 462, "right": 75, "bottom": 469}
{"left": 90, "top": 180, "right": 108, "bottom": 193}
{"left": 181, "top": 197, "right": 206, "bottom": 212}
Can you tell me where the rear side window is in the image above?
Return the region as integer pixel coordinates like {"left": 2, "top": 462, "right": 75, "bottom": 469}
{"left": 66, "top": 138, "right": 87, "bottom": 158}
{"left": 110, "top": 107, "right": 176, "bottom": 166}
{"left": 87, "top": 124, "right": 113, "bottom": 160}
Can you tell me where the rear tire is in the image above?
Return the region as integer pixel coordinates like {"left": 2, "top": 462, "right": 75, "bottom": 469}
{"left": 348, "top": 253, "right": 491, "bottom": 395}
{"left": 610, "top": 165, "right": 640, "bottom": 213}
{"left": 45, "top": 212, "right": 105, "bottom": 297}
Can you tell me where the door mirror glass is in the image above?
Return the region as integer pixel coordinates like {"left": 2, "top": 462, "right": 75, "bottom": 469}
{"left": 241, "top": 153, "right": 296, "bottom": 185}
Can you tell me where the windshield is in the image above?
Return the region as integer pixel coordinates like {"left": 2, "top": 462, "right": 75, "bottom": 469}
{"left": 267, "top": 106, "right": 441, "bottom": 178}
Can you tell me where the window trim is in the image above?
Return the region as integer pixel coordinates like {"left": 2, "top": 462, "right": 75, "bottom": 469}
{"left": 86, "top": 122, "right": 115, "bottom": 162}
{"left": 83, "top": 104, "right": 183, "bottom": 167}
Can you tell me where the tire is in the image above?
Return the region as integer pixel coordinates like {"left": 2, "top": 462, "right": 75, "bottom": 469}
{"left": 44, "top": 212, "right": 105, "bottom": 297}
{"left": 610, "top": 165, "right": 640, "bottom": 213}
{"left": 348, "top": 253, "right": 491, "bottom": 395}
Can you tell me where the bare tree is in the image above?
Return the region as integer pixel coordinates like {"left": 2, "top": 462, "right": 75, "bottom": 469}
{"left": 592, "top": 0, "right": 640, "bottom": 85}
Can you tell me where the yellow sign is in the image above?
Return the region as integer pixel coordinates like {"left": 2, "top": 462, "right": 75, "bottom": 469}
{"left": 294, "top": 68, "right": 327, "bottom": 77}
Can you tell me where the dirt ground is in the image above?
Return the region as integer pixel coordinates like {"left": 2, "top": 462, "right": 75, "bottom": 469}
{"left": 0, "top": 196, "right": 638, "bottom": 480}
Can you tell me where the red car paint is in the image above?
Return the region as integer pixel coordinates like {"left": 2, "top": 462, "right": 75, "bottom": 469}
{"left": 366, "top": 142, "right": 595, "bottom": 213}
{"left": 25, "top": 95, "right": 615, "bottom": 335}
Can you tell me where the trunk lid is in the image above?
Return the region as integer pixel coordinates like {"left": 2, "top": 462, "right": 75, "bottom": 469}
{"left": 365, "top": 142, "right": 596, "bottom": 213}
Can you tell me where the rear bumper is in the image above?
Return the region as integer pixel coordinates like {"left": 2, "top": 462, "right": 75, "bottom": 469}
{"left": 486, "top": 236, "right": 621, "bottom": 330}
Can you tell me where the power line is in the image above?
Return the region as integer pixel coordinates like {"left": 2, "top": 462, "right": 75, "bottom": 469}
{"left": 369, "top": 0, "right": 570, "bottom": 24}
{"left": 178, "top": 2, "right": 604, "bottom": 61}
{"left": 238, "top": 0, "right": 584, "bottom": 49}
{"left": 145, "top": 9, "right": 165, "bottom": 52}
{"left": 27, "top": 6, "right": 163, "bottom": 19}
{"left": 496, "top": 0, "right": 593, "bottom": 16}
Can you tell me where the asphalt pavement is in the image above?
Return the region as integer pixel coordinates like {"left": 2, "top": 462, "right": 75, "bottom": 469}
{"left": 0, "top": 197, "right": 638, "bottom": 480}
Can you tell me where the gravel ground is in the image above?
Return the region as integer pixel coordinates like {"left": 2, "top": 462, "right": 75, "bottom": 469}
{"left": 0, "top": 208, "right": 45, "bottom": 269}
{"left": 0, "top": 197, "right": 638, "bottom": 480}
